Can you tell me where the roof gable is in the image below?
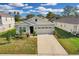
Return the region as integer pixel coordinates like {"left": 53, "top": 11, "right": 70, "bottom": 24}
{"left": 27, "top": 16, "right": 49, "bottom": 22}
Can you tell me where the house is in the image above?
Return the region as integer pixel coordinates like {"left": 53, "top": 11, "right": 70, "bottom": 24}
{"left": 0, "top": 13, "right": 15, "bottom": 32}
{"left": 54, "top": 16, "right": 79, "bottom": 35}
{"left": 16, "top": 16, "right": 54, "bottom": 34}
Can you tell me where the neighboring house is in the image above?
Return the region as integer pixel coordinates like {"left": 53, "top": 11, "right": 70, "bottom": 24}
{"left": 0, "top": 13, "right": 15, "bottom": 32}
{"left": 16, "top": 16, "right": 54, "bottom": 34}
{"left": 54, "top": 16, "right": 79, "bottom": 35}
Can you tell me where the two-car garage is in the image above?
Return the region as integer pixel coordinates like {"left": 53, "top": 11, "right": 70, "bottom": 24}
{"left": 36, "top": 25, "right": 54, "bottom": 34}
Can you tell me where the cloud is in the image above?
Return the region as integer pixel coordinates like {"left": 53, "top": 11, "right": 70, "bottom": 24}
{"left": 37, "top": 11, "right": 48, "bottom": 15}
{"left": 0, "top": 5, "right": 13, "bottom": 10}
{"left": 26, "top": 6, "right": 63, "bottom": 15}
{"left": 22, "top": 4, "right": 33, "bottom": 9}
{"left": 76, "top": 10, "right": 79, "bottom": 12}
{"left": 25, "top": 9, "right": 48, "bottom": 15}
{"left": 77, "top": 5, "right": 79, "bottom": 8}
{"left": 24, "top": 10, "right": 36, "bottom": 14}
{"left": 36, "top": 6, "right": 63, "bottom": 12}
{"left": 23, "top": 6, "right": 33, "bottom": 9}
{"left": 29, "top": 10, "right": 36, "bottom": 12}
{"left": 24, "top": 4, "right": 28, "bottom": 6}
{"left": 76, "top": 5, "right": 79, "bottom": 10}
{"left": 36, "top": 6, "right": 53, "bottom": 12}
{"left": 9, "top": 3, "right": 24, "bottom": 7}
{"left": 36, "top": 7, "right": 46, "bottom": 11}
{"left": 41, "top": 3, "right": 57, "bottom": 6}
{"left": 52, "top": 9, "right": 64, "bottom": 12}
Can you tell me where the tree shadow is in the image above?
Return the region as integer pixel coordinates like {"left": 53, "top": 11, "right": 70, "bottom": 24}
{"left": 0, "top": 42, "right": 10, "bottom": 45}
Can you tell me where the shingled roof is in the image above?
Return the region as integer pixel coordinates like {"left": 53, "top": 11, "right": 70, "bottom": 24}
{"left": 54, "top": 16, "right": 79, "bottom": 24}
{"left": 0, "top": 13, "right": 13, "bottom": 17}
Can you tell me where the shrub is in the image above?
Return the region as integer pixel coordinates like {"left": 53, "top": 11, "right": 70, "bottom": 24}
{"left": 54, "top": 27, "right": 75, "bottom": 38}
{"left": 15, "top": 34, "right": 24, "bottom": 39}
{"left": 0, "top": 29, "right": 16, "bottom": 38}
{"left": 33, "top": 31, "right": 37, "bottom": 36}
{"left": 26, "top": 33, "right": 30, "bottom": 37}
{"left": 5, "top": 33, "right": 11, "bottom": 42}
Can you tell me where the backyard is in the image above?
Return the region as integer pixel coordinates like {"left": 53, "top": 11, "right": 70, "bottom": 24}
{"left": 54, "top": 27, "right": 79, "bottom": 54}
{"left": 0, "top": 29, "right": 37, "bottom": 54}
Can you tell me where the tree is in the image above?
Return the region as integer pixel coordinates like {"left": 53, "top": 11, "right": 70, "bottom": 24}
{"left": 62, "top": 6, "right": 78, "bottom": 16}
{"left": 17, "top": 12, "right": 20, "bottom": 15}
{"left": 8, "top": 11, "right": 21, "bottom": 22}
{"left": 26, "top": 14, "right": 35, "bottom": 19}
{"left": 9, "top": 12, "right": 12, "bottom": 15}
{"left": 15, "top": 15, "right": 21, "bottom": 22}
{"left": 37, "top": 14, "right": 44, "bottom": 17}
{"left": 14, "top": 11, "right": 17, "bottom": 15}
{"left": 55, "top": 15, "right": 61, "bottom": 19}
{"left": 46, "top": 12, "right": 56, "bottom": 21}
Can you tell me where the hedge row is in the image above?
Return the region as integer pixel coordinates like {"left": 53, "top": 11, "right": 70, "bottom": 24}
{"left": 54, "top": 27, "right": 75, "bottom": 38}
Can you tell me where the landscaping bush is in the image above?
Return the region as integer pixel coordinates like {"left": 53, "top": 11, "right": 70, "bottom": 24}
{"left": 54, "top": 27, "right": 75, "bottom": 38}
{"left": 0, "top": 29, "right": 16, "bottom": 38}
{"left": 5, "top": 34, "right": 10, "bottom": 42}
{"left": 33, "top": 31, "right": 37, "bottom": 36}
{"left": 15, "top": 34, "right": 24, "bottom": 39}
{"left": 26, "top": 33, "right": 30, "bottom": 37}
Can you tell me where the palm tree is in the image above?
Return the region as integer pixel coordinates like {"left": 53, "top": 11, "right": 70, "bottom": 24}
{"left": 14, "top": 11, "right": 17, "bottom": 15}
{"left": 17, "top": 12, "right": 20, "bottom": 15}
{"left": 9, "top": 12, "right": 12, "bottom": 15}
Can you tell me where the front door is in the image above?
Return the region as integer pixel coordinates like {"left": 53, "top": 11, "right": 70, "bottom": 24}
{"left": 30, "top": 26, "right": 34, "bottom": 34}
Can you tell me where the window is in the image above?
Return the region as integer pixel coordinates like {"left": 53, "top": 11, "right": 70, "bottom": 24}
{"left": 60, "top": 24, "right": 62, "bottom": 27}
{"left": 71, "top": 29, "right": 72, "bottom": 32}
{"left": 35, "top": 19, "right": 37, "bottom": 22}
{"left": 45, "top": 27, "right": 48, "bottom": 29}
{"left": 0, "top": 16, "right": 1, "bottom": 19}
{"left": 11, "top": 17, "right": 12, "bottom": 21}
{"left": 38, "top": 27, "right": 40, "bottom": 29}
{"left": 49, "top": 27, "right": 52, "bottom": 28}
{"left": 9, "top": 24, "right": 11, "bottom": 28}
{"left": 72, "top": 25, "right": 77, "bottom": 34}
{"left": 74, "top": 25, "right": 77, "bottom": 30}
{"left": 73, "top": 31, "right": 76, "bottom": 34}
{"left": 6, "top": 17, "right": 7, "bottom": 21}
{"left": 64, "top": 25, "right": 65, "bottom": 27}
{"left": 42, "top": 27, "right": 44, "bottom": 29}
{"left": 23, "top": 27, "right": 26, "bottom": 32}
{"left": 11, "top": 17, "right": 14, "bottom": 21}
{"left": 19, "top": 27, "right": 22, "bottom": 33}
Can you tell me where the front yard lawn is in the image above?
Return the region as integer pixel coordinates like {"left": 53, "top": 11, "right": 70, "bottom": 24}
{"left": 0, "top": 29, "right": 37, "bottom": 54}
{"left": 0, "top": 37, "right": 37, "bottom": 54}
{"left": 54, "top": 27, "right": 79, "bottom": 54}
{"left": 58, "top": 38, "right": 79, "bottom": 54}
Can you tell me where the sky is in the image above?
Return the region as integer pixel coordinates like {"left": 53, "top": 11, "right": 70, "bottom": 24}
{"left": 0, "top": 3, "right": 79, "bottom": 17}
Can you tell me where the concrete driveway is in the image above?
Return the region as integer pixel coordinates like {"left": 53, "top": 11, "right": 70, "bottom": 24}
{"left": 37, "top": 34, "right": 68, "bottom": 55}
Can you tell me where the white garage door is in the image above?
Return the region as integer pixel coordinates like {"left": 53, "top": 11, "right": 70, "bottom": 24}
{"left": 36, "top": 26, "right": 54, "bottom": 34}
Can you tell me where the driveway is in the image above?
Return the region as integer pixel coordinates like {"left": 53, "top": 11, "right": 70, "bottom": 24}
{"left": 37, "top": 34, "right": 68, "bottom": 55}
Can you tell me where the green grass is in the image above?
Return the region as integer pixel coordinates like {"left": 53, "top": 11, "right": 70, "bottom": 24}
{"left": 54, "top": 27, "right": 79, "bottom": 54}
{"left": 0, "top": 37, "right": 37, "bottom": 54}
{"left": 0, "top": 29, "right": 37, "bottom": 54}
{"left": 0, "top": 29, "right": 16, "bottom": 38}
{"left": 58, "top": 38, "right": 79, "bottom": 54}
